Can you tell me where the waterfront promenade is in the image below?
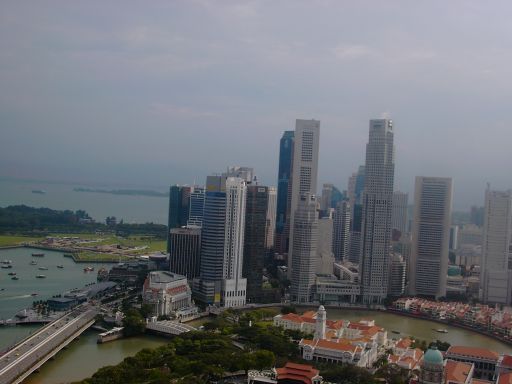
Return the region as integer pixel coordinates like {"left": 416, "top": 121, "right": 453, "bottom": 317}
{"left": 0, "top": 306, "right": 97, "bottom": 384}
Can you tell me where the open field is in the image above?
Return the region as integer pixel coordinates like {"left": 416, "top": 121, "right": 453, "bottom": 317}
{"left": 0, "top": 234, "right": 166, "bottom": 254}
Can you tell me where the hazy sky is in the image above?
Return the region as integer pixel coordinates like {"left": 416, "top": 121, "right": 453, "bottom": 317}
{"left": 1, "top": 1, "right": 511, "bottom": 209}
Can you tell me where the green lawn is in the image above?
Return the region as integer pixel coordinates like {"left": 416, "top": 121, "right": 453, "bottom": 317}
{"left": 74, "top": 251, "right": 132, "bottom": 262}
{"left": 0, "top": 234, "right": 166, "bottom": 253}
{"left": 0, "top": 235, "right": 44, "bottom": 247}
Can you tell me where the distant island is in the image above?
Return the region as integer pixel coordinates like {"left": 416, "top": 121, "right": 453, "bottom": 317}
{"left": 73, "top": 187, "right": 168, "bottom": 198}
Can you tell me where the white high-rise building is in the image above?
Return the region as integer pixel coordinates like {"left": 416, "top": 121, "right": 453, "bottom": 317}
{"left": 392, "top": 191, "right": 408, "bottom": 235}
{"left": 222, "top": 177, "right": 248, "bottom": 307}
{"left": 359, "top": 119, "right": 395, "bottom": 304}
{"left": 290, "top": 193, "right": 319, "bottom": 303}
{"left": 316, "top": 216, "right": 335, "bottom": 275}
{"left": 409, "top": 177, "right": 453, "bottom": 299}
{"left": 287, "top": 119, "right": 320, "bottom": 279}
{"left": 481, "top": 188, "right": 512, "bottom": 305}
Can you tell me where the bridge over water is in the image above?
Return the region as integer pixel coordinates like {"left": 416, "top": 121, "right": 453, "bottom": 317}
{"left": 0, "top": 305, "right": 97, "bottom": 384}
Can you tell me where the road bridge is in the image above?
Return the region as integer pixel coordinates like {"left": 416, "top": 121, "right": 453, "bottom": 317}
{"left": 0, "top": 306, "right": 97, "bottom": 384}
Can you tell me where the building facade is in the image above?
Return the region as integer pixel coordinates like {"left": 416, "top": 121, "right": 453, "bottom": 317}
{"left": 275, "top": 130, "right": 295, "bottom": 255}
{"left": 243, "top": 185, "right": 269, "bottom": 303}
{"left": 392, "top": 191, "right": 409, "bottom": 235}
{"left": 287, "top": 119, "right": 320, "bottom": 281}
{"left": 409, "top": 177, "right": 453, "bottom": 299}
{"left": 265, "top": 186, "right": 277, "bottom": 250}
{"left": 169, "top": 226, "right": 201, "bottom": 280}
{"left": 187, "top": 186, "right": 205, "bottom": 227}
{"left": 359, "top": 119, "right": 395, "bottom": 304}
{"left": 290, "top": 193, "right": 319, "bottom": 303}
{"left": 142, "top": 271, "right": 194, "bottom": 317}
{"left": 481, "top": 188, "right": 512, "bottom": 305}
{"left": 167, "top": 185, "right": 191, "bottom": 252}
{"left": 332, "top": 200, "right": 351, "bottom": 262}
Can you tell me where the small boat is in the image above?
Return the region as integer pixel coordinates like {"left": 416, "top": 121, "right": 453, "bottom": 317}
{"left": 1, "top": 265, "right": 13, "bottom": 269}
{"left": 31, "top": 293, "right": 38, "bottom": 296}
{"left": 435, "top": 329, "right": 448, "bottom": 333}
{"left": 30, "top": 261, "right": 37, "bottom": 265}
{"left": 8, "top": 272, "right": 16, "bottom": 276}
{"left": 31, "top": 190, "right": 46, "bottom": 194}
{"left": 36, "top": 275, "right": 46, "bottom": 279}
{"left": 11, "top": 276, "right": 19, "bottom": 280}
{"left": 31, "top": 253, "right": 45, "bottom": 257}
{"left": 63, "top": 254, "right": 73, "bottom": 258}
{"left": 38, "top": 267, "right": 48, "bottom": 270}
{"left": 84, "top": 266, "right": 95, "bottom": 272}
{"left": 57, "top": 265, "right": 64, "bottom": 269}
{"left": 392, "top": 330, "right": 400, "bottom": 334}
{"left": 1, "top": 260, "right": 12, "bottom": 264}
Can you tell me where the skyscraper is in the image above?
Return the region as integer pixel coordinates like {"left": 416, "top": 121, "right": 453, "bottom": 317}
{"left": 320, "top": 183, "right": 334, "bottom": 215}
{"left": 196, "top": 175, "right": 247, "bottom": 307}
{"left": 290, "top": 193, "right": 319, "bottom": 303}
{"left": 275, "top": 131, "right": 295, "bottom": 255}
{"left": 332, "top": 200, "right": 351, "bottom": 262}
{"left": 409, "top": 177, "right": 453, "bottom": 299}
{"left": 359, "top": 119, "right": 395, "bottom": 304}
{"left": 188, "top": 186, "right": 205, "bottom": 227}
{"left": 222, "top": 177, "right": 248, "bottom": 307}
{"left": 223, "top": 166, "right": 255, "bottom": 183}
{"left": 389, "top": 253, "right": 406, "bottom": 297}
{"left": 243, "top": 185, "right": 269, "bottom": 302}
{"left": 265, "top": 186, "right": 277, "bottom": 249}
{"left": 481, "top": 188, "right": 512, "bottom": 305}
{"left": 167, "top": 185, "right": 191, "bottom": 252}
{"left": 288, "top": 119, "right": 320, "bottom": 279}
{"left": 392, "top": 191, "right": 409, "bottom": 235}
{"left": 170, "top": 226, "right": 201, "bottom": 279}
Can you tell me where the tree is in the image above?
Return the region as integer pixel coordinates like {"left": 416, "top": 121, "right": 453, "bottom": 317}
{"left": 122, "top": 309, "right": 146, "bottom": 336}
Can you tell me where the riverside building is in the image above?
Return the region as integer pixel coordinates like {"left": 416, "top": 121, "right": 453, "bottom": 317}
{"left": 409, "top": 177, "right": 453, "bottom": 299}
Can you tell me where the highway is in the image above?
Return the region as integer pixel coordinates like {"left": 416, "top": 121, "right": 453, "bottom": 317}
{"left": 0, "top": 305, "right": 97, "bottom": 384}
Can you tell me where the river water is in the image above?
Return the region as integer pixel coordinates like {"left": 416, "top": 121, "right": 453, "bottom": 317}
{"left": 1, "top": 247, "right": 511, "bottom": 382}
{"left": 0, "top": 179, "right": 168, "bottom": 224}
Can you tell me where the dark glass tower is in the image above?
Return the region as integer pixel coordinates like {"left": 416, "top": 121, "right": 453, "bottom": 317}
{"left": 275, "top": 130, "right": 294, "bottom": 254}
{"left": 167, "top": 185, "right": 191, "bottom": 252}
{"left": 243, "top": 185, "right": 269, "bottom": 303}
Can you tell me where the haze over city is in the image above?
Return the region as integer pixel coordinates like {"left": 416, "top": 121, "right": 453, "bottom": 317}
{"left": 2, "top": 1, "right": 512, "bottom": 209}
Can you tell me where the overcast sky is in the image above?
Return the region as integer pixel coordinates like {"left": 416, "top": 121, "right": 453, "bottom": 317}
{"left": 1, "top": 1, "right": 511, "bottom": 209}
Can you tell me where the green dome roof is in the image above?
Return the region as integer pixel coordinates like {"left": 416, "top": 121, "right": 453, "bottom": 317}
{"left": 423, "top": 346, "right": 444, "bottom": 365}
{"left": 448, "top": 265, "right": 461, "bottom": 276}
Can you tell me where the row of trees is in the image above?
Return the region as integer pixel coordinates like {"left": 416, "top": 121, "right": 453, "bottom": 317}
{"left": 0, "top": 205, "right": 167, "bottom": 238}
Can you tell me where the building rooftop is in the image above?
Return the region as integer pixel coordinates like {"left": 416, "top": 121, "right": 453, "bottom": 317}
{"left": 275, "top": 362, "right": 320, "bottom": 384}
{"left": 149, "top": 271, "right": 186, "bottom": 284}
{"left": 444, "top": 360, "right": 473, "bottom": 383}
{"left": 498, "top": 372, "right": 512, "bottom": 384}
{"left": 446, "top": 346, "right": 500, "bottom": 361}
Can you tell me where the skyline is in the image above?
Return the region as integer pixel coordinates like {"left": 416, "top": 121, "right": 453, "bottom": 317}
{"left": 2, "top": 1, "right": 512, "bottom": 210}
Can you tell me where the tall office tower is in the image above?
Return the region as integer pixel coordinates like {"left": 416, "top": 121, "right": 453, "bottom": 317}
{"left": 347, "top": 166, "right": 365, "bottom": 265}
{"left": 265, "top": 187, "right": 277, "bottom": 249}
{"left": 224, "top": 166, "right": 255, "bottom": 183}
{"left": 169, "top": 226, "right": 201, "bottom": 279}
{"left": 320, "top": 183, "right": 334, "bottom": 215}
{"left": 449, "top": 225, "right": 459, "bottom": 251}
{"left": 290, "top": 193, "right": 319, "bottom": 303}
{"left": 392, "top": 191, "right": 408, "bottom": 235}
{"left": 317, "top": 216, "right": 335, "bottom": 275}
{"left": 275, "top": 131, "right": 295, "bottom": 255}
{"left": 187, "top": 186, "right": 205, "bottom": 227}
{"left": 470, "top": 205, "right": 485, "bottom": 227}
{"left": 332, "top": 200, "right": 351, "bottom": 262}
{"left": 287, "top": 119, "right": 320, "bottom": 277}
{"left": 330, "top": 185, "right": 344, "bottom": 209}
{"left": 481, "top": 188, "right": 512, "bottom": 305}
{"left": 359, "top": 119, "right": 395, "bottom": 304}
{"left": 348, "top": 204, "right": 363, "bottom": 264}
{"left": 197, "top": 176, "right": 248, "bottom": 307}
{"left": 409, "top": 177, "right": 453, "bottom": 299}
{"left": 167, "top": 185, "right": 191, "bottom": 252}
{"left": 222, "top": 177, "right": 248, "bottom": 307}
{"left": 389, "top": 253, "right": 406, "bottom": 296}
{"left": 243, "top": 185, "right": 269, "bottom": 303}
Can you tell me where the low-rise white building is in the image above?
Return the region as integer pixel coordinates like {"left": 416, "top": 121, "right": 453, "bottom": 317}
{"left": 142, "top": 271, "right": 196, "bottom": 319}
